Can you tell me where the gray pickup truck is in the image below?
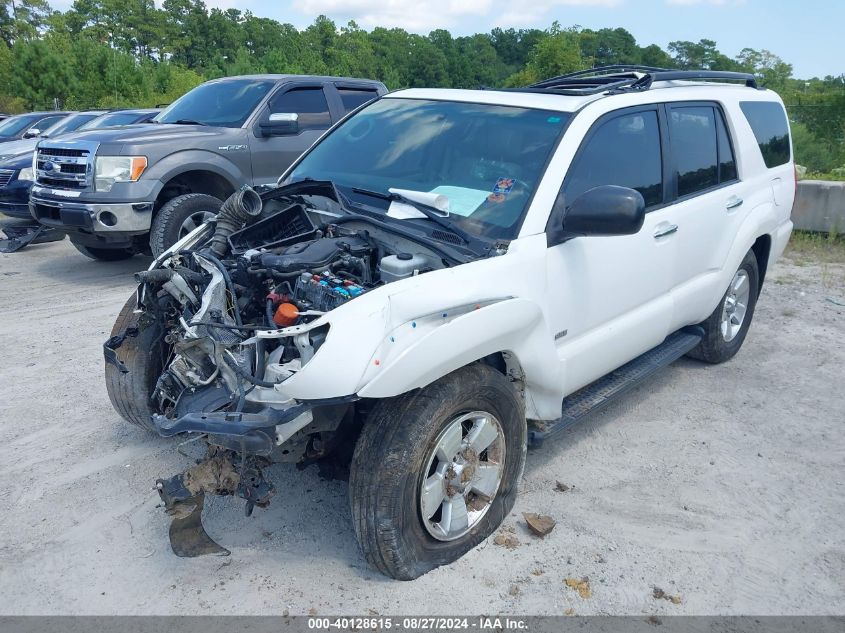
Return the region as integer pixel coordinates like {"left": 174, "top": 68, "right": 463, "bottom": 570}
{"left": 29, "top": 74, "right": 387, "bottom": 259}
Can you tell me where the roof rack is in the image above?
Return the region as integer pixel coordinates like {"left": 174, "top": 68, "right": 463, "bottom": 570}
{"left": 522, "top": 65, "right": 758, "bottom": 96}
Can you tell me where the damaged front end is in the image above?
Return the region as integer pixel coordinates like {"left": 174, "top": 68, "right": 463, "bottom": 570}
{"left": 110, "top": 182, "right": 451, "bottom": 557}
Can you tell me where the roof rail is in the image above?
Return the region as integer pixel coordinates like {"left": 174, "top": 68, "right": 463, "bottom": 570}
{"left": 522, "top": 65, "right": 758, "bottom": 96}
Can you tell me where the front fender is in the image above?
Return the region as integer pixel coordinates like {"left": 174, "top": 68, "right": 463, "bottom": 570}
{"left": 144, "top": 149, "right": 244, "bottom": 199}
{"left": 357, "top": 297, "right": 560, "bottom": 418}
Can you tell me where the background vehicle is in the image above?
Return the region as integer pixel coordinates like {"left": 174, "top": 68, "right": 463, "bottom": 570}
{"left": 0, "top": 111, "right": 70, "bottom": 143}
{"left": 0, "top": 109, "right": 161, "bottom": 221}
{"left": 104, "top": 67, "right": 794, "bottom": 579}
{"left": 29, "top": 75, "right": 387, "bottom": 261}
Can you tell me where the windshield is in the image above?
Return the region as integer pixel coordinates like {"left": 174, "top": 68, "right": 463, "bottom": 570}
{"left": 43, "top": 113, "right": 101, "bottom": 137}
{"left": 79, "top": 111, "right": 149, "bottom": 130}
{"left": 287, "top": 98, "right": 569, "bottom": 239}
{"left": 0, "top": 114, "right": 40, "bottom": 138}
{"left": 156, "top": 79, "right": 275, "bottom": 128}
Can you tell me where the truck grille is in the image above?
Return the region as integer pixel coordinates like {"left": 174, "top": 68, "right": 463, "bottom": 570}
{"left": 0, "top": 169, "right": 14, "bottom": 188}
{"left": 35, "top": 145, "right": 93, "bottom": 190}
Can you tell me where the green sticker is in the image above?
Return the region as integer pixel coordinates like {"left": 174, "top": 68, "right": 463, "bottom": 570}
{"left": 547, "top": 116, "right": 561, "bottom": 123}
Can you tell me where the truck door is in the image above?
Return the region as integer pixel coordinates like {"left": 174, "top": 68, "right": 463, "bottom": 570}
{"left": 250, "top": 83, "right": 334, "bottom": 187}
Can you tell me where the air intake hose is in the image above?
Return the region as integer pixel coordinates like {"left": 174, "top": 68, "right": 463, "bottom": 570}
{"left": 207, "top": 186, "right": 262, "bottom": 258}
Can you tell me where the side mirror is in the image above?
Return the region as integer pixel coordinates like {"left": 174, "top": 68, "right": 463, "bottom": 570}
{"left": 23, "top": 128, "right": 41, "bottom": 138}
{"left": 260, "top": 112, "right": 299, "bottom": 137}
{"left": 562, "top": 185, "right": 646, "bottom": 237}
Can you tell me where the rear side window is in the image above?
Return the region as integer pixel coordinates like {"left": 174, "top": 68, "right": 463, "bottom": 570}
{"left": 740, "top": 101, "right": 791, "bottom": 168}
{"left": 564, "top": 110, "right": 663, "bottom": 208}
{"left": 669, "top": 106, "right": 718, "bottom": 197}
{"left": 269, "top": 87, "right": 331, "bottom": 131}
{"left": 338, "top": 88, "right": 379, "bottom": 112}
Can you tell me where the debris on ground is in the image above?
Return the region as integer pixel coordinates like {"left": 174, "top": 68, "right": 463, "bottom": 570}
{"left": 564, "top": 577, "right": 592, "bottom": 599}
{"left": 508, "top": 585, "right": 520, "bottom": 596}
{"left": 523, "top": 512, "right": 556, "bottom": 537}
{"left": 531, "top": 568, "right": 544, "bottom": 576}
{"left": 554, "top": 481, "right": 572, "bottom": 492}
{"left": 493, "top": 526, "right": 520, "bottom": 549}
{"left": 653, "top": 586, "right": 682, "bottom": 604}
{"left": 564, "top": 608, "right": 576, "bottom": 616}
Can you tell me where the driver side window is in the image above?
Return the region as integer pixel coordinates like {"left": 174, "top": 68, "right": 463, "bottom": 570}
{"left": 268, "top": 87, "right": 331, "bottom": 131}
{"left": 564, "top": 109, "right": 663, "bottom": 209}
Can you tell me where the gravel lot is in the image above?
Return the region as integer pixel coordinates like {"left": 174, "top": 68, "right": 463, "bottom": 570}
{"left": 0, "top": 236, "right": 843, "bottom": 616}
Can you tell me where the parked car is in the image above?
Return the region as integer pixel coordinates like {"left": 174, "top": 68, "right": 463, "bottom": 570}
{"left": 102, "top": 67, "right": 795, "bottom": 578}
{"left": 0, "top": 110, "right": 160, "bottom": 220}
{"left": 29, "top": 75, "right": 387, "bottom": 260}
{"left": 0, "top": 111, "right": 71, "bottom": 143}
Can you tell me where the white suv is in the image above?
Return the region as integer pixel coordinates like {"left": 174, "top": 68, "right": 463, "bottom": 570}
{"left": 105, "top": 66, "right": 795, "bottom": 580}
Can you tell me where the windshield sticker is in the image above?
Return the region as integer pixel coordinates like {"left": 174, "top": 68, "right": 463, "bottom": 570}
{"left": 487, "top": 193, "right": 506, "bottom": 204}
{"left": 493, "top": 177, "right": 514, "bottom": 195}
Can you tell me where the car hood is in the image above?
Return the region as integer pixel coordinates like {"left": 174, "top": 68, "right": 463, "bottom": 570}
{"left": 50, "top": 123, "right": 235, "bottom": 147}
{"left": 0, "top": 139, "right": 36, "bottom": 159}
{"left": 0, "top": 150, "right": 34, "bottom": 169}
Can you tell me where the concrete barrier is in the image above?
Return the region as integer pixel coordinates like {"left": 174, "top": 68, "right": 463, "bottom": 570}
{"left": 792, "top": 180, "right": 845, "bottom": 233}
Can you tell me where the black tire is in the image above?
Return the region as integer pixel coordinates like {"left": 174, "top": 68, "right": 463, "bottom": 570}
{"left": 349, "top": 364, "right": 526, "bottom": 580}
{"left": 71, "top": 239, "right": 135, "bottom": 261}
{"left": 687, "top": 249, "right": 759, "bottom": 364}
{"left": 104, "top": 294, "right": 169, "bottom": 433}
{"left": 150, "top": 193, "right": 222, "bottom": 258}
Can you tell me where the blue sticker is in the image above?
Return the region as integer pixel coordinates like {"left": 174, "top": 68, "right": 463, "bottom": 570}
{"left": 493, "top": 177, "right": 515, "bottom": 195}
{"left": 547, "top": 116, "right": 561, "bottom": 123}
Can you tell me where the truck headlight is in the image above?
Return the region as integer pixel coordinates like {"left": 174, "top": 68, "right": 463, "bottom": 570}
{"left": 18, "top": 166, "right": 33, "bottom": 181}
{"left": 95, "top": 156, "right": 147, "bottom": 192}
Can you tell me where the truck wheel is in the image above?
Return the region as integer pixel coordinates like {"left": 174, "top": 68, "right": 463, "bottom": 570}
{"left": 71, "top": 239, "right": 135, "bottom": 261}
{"left": 104, "top": 293, "right": 169, "bottom": 433}
{"left": 687, "top": 249, "right": 759, "bottom": 364}
{"left": 150, "top": 193, "right": 222, "bottom": 257}
{"left": 349, "top": 364, "right": 526, "bottom": 580}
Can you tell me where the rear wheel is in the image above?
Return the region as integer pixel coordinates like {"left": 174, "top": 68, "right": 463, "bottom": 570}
{"left": 687, "top": 249, "right": 759, "bottom": 364}
{"left": 71, "top": 239, "right": 135, "bottom": 261}
{"left": 149, "top": 193, "right": 221, "bottom": 258}
{"left": 104, "top": 294, "right": 169, "bottom": 433}
{"left": 349, "top": 364, "right": 526, "bottom": 580}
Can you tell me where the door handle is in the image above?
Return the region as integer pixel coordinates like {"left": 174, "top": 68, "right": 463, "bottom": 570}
{"left": 653, "top": 224, "right": 678, "bottom": 239}
{"left": 726, "top": 196, "right": 744, "bottom": 210}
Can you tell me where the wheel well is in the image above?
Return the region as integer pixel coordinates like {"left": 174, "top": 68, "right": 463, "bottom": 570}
{"left": 752, "top": 234, "right": 772, "bottom": 296}
{"left": 155, "top": 171, "right": 235, "bottom": 211}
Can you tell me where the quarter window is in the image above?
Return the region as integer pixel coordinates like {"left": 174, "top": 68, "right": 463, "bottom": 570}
{"left": 740, "top": 101, "right": 791, "bottom": 168}
{"left": 564, "top": 110, "right": 663, "bottom": 208}
{"left": 268, "top": 87, "right": 331, "bottom": 131}
{"left": 669, "top": 106, "right": 718, "bottom": 197}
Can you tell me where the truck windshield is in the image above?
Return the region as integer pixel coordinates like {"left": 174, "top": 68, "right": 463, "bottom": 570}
{"left": 43, "top": 113, "right": 101, "bottom": 137}
{"left": 286, "top": 98, "right": 569, "bottom": 239}
{"left": 79, "top": 111, "right": 149, "bottom": 130}
{"left": 156, "top": 79, "right": 275, "bottom": 128}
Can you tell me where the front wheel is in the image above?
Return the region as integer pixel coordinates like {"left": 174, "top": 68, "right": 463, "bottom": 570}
{"left": 349, "top": 364, "right": 526, "bottom": 580}
{"left": 687, "top": 249, "right": 760, "bottom": 364}
{"left": 149, "top": 193, "right": 222, "bottom": 258}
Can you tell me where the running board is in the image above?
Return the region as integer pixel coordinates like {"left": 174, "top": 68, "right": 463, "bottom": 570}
{"left": 528, "top": 327, "right": 703, "bottom": 447}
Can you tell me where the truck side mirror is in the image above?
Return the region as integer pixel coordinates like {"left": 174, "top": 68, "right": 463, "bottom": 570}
{"left": 260, "top": 112, "right": 299, "bottom": 137}
{"left": 561, "top": 185, "right": 645, "bottom": 237}
{"left": 23, "top": 128, "right": 41, "bottom": 138}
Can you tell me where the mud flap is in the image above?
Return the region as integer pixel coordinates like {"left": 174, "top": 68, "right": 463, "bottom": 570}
{"left": 0, "top": 221, "right": 65, "bottom": 253}
{"left": 168, "top": 493, "right": 230, "bottom": 557}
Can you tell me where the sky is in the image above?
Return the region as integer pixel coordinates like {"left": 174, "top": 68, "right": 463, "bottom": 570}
{"left": 51, "top": 0, "right": 844, "bottom": 79}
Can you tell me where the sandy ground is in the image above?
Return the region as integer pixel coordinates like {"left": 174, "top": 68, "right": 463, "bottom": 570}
{"left": 0, "top": 236, "right": 843, "bottom": 616}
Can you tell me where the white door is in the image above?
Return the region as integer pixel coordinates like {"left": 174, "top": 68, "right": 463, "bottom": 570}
{"left": 543, "top": 106, "right": 680, "bottom": 395}
{"left": 662, "top": 103, "right": 752, "bottom": 328}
